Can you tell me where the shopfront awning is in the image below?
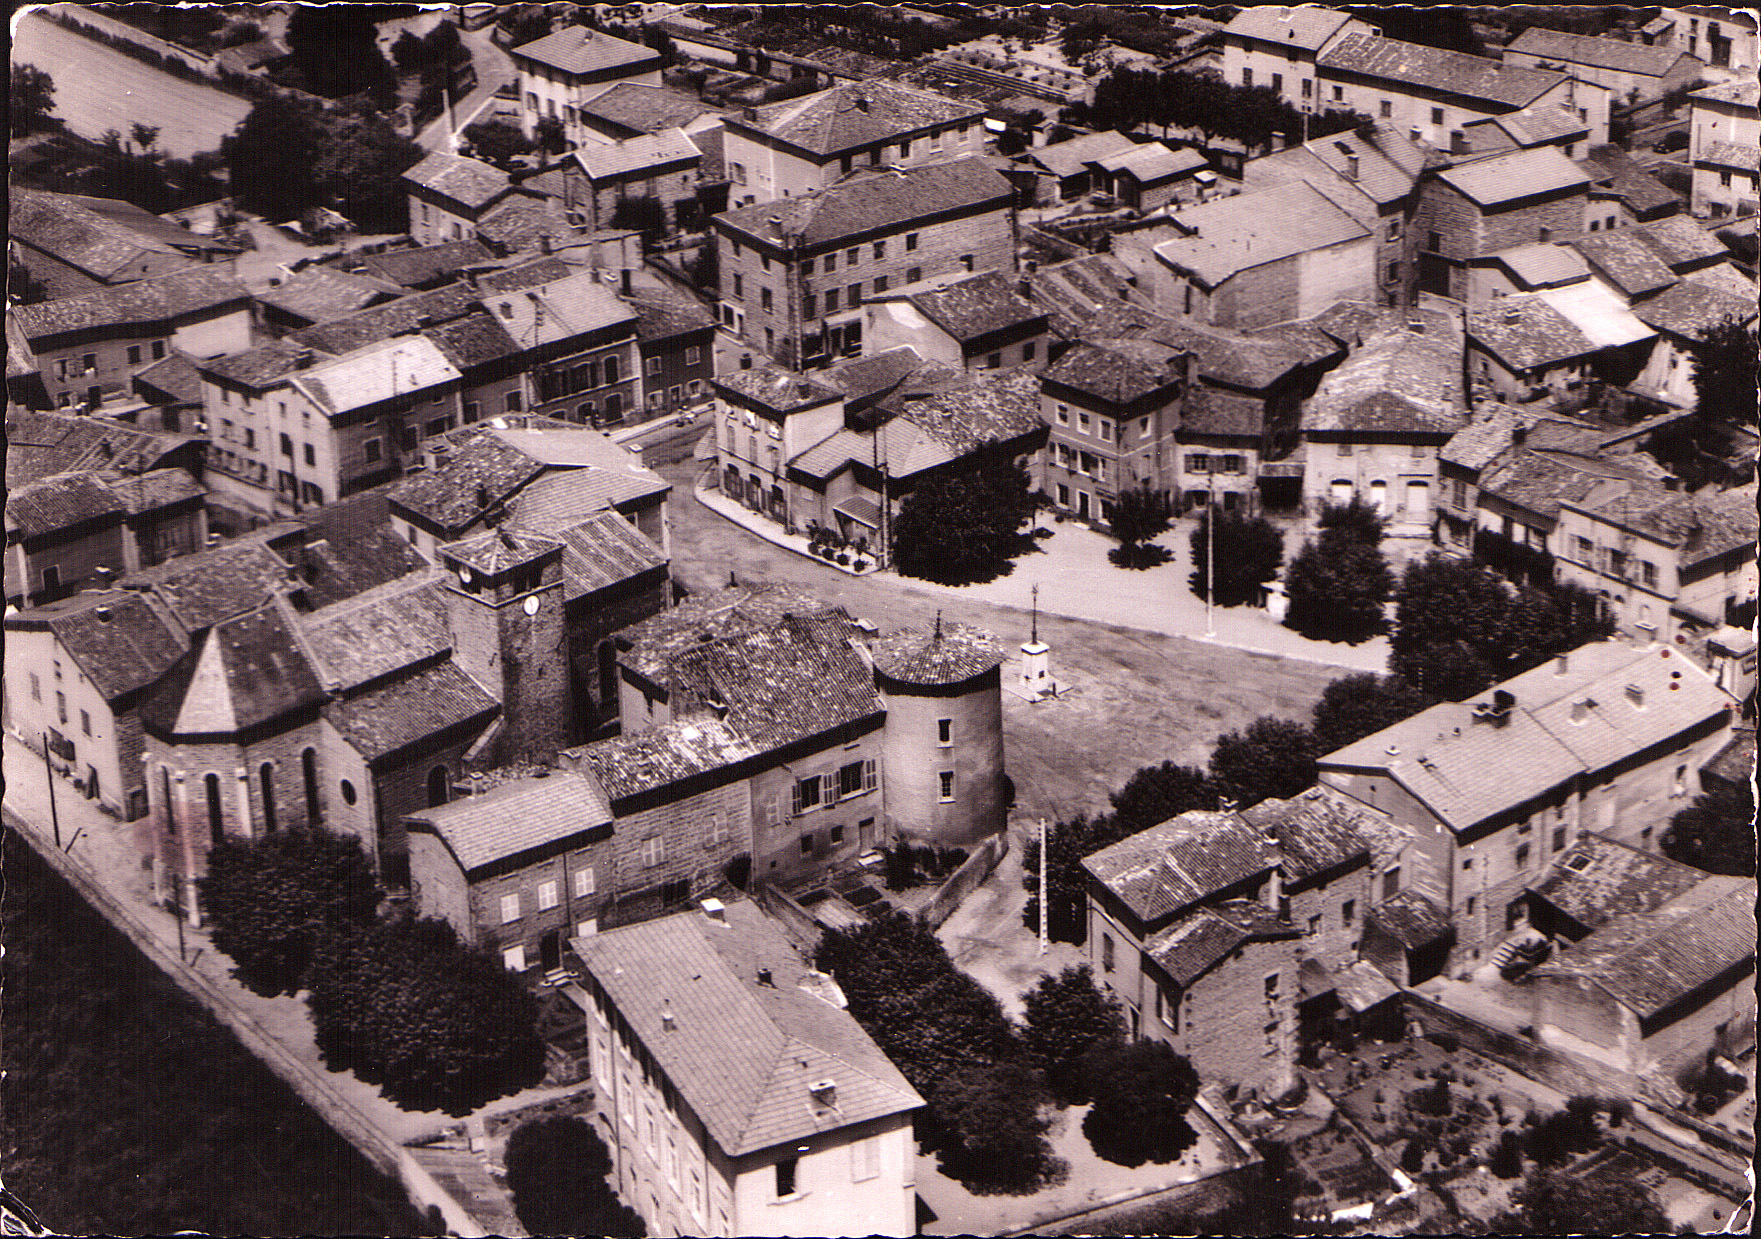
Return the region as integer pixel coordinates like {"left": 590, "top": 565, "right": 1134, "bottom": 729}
{"left": 833, "top": 496, "right": 882, "bottom": 529}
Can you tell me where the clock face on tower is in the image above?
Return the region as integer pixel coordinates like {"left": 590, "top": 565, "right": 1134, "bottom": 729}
{"left": 458, "top": 567, "right": 472, "bottom": 585}
{"left": 523, "top": 595, "right": 540, "bottom": 616}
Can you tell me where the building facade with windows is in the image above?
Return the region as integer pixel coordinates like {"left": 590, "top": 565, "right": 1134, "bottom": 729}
{"left": 630, "top": 284, "right": 717, "bottom": 419}
{"left": 402, "top": 151, "right": 520, "bottom": 246}
{"left": 1220, "top": 7, "right": 1379, "bottom": 112}
{"left": 1315, "top": 641, "right": 1735, "bottom": 961}
{"left": 711, "top": 157, "right": 1015, "bottom": 368}
{"left": 1686, "top": 79, "right": 1760, "bottom": 218}
{"left": 1655, "top": 7, "right": 1758, "bottom": 82}
{"left": 721, "top": 80, "right": 987, "bottom": 208}
{"left": 405, "top": 771, "right": 617, "bottom": 976}
{"left": 861, "top": 270, "right": 1049, "bottom": 375}
{"left": 567, "top": 899, "right": 923, "bottom": 1238}
{"left": 513, "top": 26, "right": 665, "bottom": 145}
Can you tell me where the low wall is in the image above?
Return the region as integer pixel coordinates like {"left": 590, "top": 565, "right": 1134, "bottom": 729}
{"left": 1402, "top": 990, "right": 1648, "bottom": 1105}
{"left": 921, "top": 831, "right": 1008, "bottom": 929}
{"left": 752, "top": 881, "right": 825, "bottom": 952}
{"left": 5, "top": 816, "right": 488, "bottom": 1238}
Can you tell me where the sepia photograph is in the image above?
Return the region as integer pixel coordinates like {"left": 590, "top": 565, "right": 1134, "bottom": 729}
{"left": 3, "top": 3, "right": 1755, "bottom": 1235}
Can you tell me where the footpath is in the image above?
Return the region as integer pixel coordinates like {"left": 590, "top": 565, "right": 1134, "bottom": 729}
{"left": 0, "top": 730, "right": 588, "bottom": 1237}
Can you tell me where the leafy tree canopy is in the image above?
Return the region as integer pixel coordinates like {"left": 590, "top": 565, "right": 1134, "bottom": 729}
{"left": 11, "top": 65, "right": 56, "bottom": 135}
{"left": 463, "top": 119, "right": 534, "bottom": 167}
{"left": 285, "top": 6, "right": 407, "bottom": 105}
{"left": 1210, "top": 716, "right": 1320, "bottom": 808}
{"left": 1662, "top": 782, "right": 1757, "bottom": 877}
{"left": 1110, "top": 761, "right": 1218, "bottom": 831}
{"left": 1189, "top": 507, "right": 1285, "bottom": 608}
{"left": 929, "top": 1061, "right": 1060, "bottom": 1195}
{"left": 1081, "top": 1039, "right": 1201, "bottom": 1167}
{"left": 505, "top": 1117, "right": 645, "bottom": 1237}
{"left": 893, "top": 455, "right": 1036, "bottom": 585}
{"left": 1498, "top": 1167, "right": 1670, "bottom": 1235}
{"left": 1021, "top": 964, "right": 1125, "bottom": 1104}
{"left": 198, "top": 828, "right": 381, "bottom": 996}
{"left": 225, "top": 97, "right": 423, "bottom": 234}
{"left": 1109, "top": 484, "right": 1173, "bottom": 568}
{"left": 1311, "top": 673, "right": 1432, "bottom": 753}
{"left": 1692, "top": 316, "right": 1760, "bottom": 427}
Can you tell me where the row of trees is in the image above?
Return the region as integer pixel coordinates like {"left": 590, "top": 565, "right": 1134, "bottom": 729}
{"left": 814, "top": 915, "right": 1202, "bottom": 1189}
{"left": 199, "top": 829, "right": 546, "bottom": 1115}
{"left": 1069, "top": 65, "right": 1370, "bottom": 154}
{"left": 225, "top": 96, "right": 424, "bottom": 234}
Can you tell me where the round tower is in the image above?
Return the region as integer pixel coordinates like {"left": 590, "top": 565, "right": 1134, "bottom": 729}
{"left": 873, "top": 619, "right": 1007, "bottom": 847}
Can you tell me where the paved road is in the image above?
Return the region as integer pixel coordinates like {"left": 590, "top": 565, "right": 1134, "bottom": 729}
{"left": 13, "top": 11, "right": 252, "bottom": 158}
{"left": 415, "top": 22, "right": 517, "bottom": 152}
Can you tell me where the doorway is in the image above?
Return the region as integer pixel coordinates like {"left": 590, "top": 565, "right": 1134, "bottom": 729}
{"left": 540, "top": 930, "right": 562, "bottom": 972}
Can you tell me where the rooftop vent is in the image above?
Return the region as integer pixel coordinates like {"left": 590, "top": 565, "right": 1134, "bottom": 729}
{"left": 756, "top": 966, "right": 775, "bottom": 987}
{"left": 809, "top": 1079, "right": 837, "bottom": 1106}
{"left": 855, "top": 95, "right": 870, "bottom": 112}
{"left": 660, "top": 1004, "right": 677, "bottom": 1031}
{"left": 1555, "top": 654, "right": 1569, "bottom": 676}
{"left": 1385, "top": 743, "right": 1401, "bottom": 757}
{"left": 96, "top": 605, "right": 113, "bottom": 623}
{"left": 294, "top": 347, "right": 314, "bottom": 369}
{"left": 1473, "top": 689, "right": 1516, "bottom": 725}
{"left": 1625, "top": 683, "right": 1645, "bottom": 708}
{"left": 700, "top": 897, "right": 726, "bottom": 923}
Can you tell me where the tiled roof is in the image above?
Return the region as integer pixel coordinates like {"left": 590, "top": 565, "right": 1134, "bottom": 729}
{"left": 1531, "top": 880, "right": 1756, "bottom": 1019}
{"left": 5, "top": 311, "right": 38, "bottom": 379}
{"left": 121, "top": 538, "right": 293, "bottom": 631}
{"left": 1697, "top": 140, "right": 1761, "bottom": 171}
{"left": 142, "top": 599, "right": 327, "bottom": 737}
{"left": 12, "top": 589, "right": 188, "bottom": 701}
{"left": 491, "top": 423, "right": 668, "bottom": 475}
{"left": 1703, "top": 727, "right": 1755, "bottom": 786}
{"left": 576, "top": 129, "right": 700, "bottom": 181}
{"left": 1367, "top": 889, "right": 1451, "bottom": 949}
{"left": 1534, "top": 279, "right": 1656, "bottom": 350}
{"left": 1441, "top": 406, "right": 1524, "bottom": 470}
{"left": 300, "top": 579, "right": 451, "bottom": 692}
{"left": 1321, "top": 642, "right": 1735, "bottom": 833}
{"left": 716, "top": 364, "right": 842, "bottom": 411}
{"left": 105, "top": 467, "right": 204, "bottom": 515}
{"left": 1149, "top": 320, "right": 1316, "bottom": 390}
{"left": 1223, "top": 6, "right": 1357, "bottom": 50}
{"left": 294, "top": 525, "right": 429, "bottom": 611}
{"left": 1044, "top": 338, "right": 1186, "bottom": 404}
{"left": 1025, "top": 253, "right": 1168, "bottom": 341}
{"left": 789, "top": 417, "right": 954, "bottom": 482}
{"left": 1505, "top": 27, "right": 1694, "bottom": 76}
{"left": 1480, "top": 102, "right": 1589, "bottom": 148}
{"left": 293, "top": 336, "right": 462, "bottom": 416}
{"left": 571, "top": 901, "right": 922, "bottom": 1157}
{"left": 872, "top": 621, "right": 1004, "bottom": 686}
{"left": 717, "top": 158, "right": 1011, "bottom": 248}
{"left": 576, "top": 83, "right": 724, "bottom": 133}
{"left": 890, "top": 270, "right": 1044, "bottom": 343}
{"left": 1572, "top": 230, "right": 1679, "bottom": 298}
{"left": 3, "top": 410, "right": 200, "bottom": 490}
{"left": 505, "top": 455, "right": 670, "bottom": 526}
{"left": 1574, "top": 483, "right": 1760, "bottom": 567}
{"left": 406, "top": 770, "right": 608, "bottom": 872}
{"left": 1631, "top": 279, "right": 1757, "bottom": 340}
{"left": 257, "top": 266, "right": 399, "bottom": 325}
{"left": 440, "top": 528, "right": 562, "bottom": 577}
{"left": 1153, "top": 181, "right": 1369, "bottom": 287}
{"left": 617, "top": 583, "right": 832, "bottom": 672}
{"left": 1436, "top": 146, "right": 1589, "bottom": 207}
{"left": 475, "top": 256, "right": 576, "bottom": 294}
{"left": 1320, "top": 32, "right": 1567, "bottom": 109}
{"left": 1246, "top": 126, "right": 1420, "bottom": 209}
{"left": 892, "top": 369, "right": 1045, "bottom": 454}
{"left": 473, "top": 196, "right": 578, "bottom": 251}
{"left": 13, "top": 267, "right": 249, "bottom": 341}
{"left": 1241, "top": 788, "right": 1373, "bottom": 886}
{"left": 1099, "top": 143, "right": 1207, "bottom": 183}
{"left": 1486, "top": 242, "right": 1591, "bottom": 290}
{"left": 1145, "top": 899, "right": 1297, "bottom": 987}
{"left": 1083, "top": 811, "right": 1277, "bottom": 924}
{"left": 480, "top": 270, "right": 638, "bottom": 349}
{"left": 627, "top": 284, "right": 716, "bottom": 344}
{"left": 548, "top": 511, "right": 668, "bottom": 600}
{"left": 1689, "top": 79, "right": 1760, "bottom": 109}
{"left": 1027, "top": 129, "right": 1141, "bottom": 179}
{"left": 287, "top": 283, "right": 480, "bottom": 356}
{"left": 403, "top": 150, "right": 513, "bottom": 209}
{"left": 424, "top": 309, "right": 524, "bottom": 370}
{"left": 5, "top": 471, "right": 127, "bottom": 538}
{"left": 9, "top": 188, "right": 219, "bottom": 281}
{"left": 1305, "top": 327, "right": 1466, "bottom": 434}
{"left": 1466, "top": 296, "right": 1598, "bottom": 371}
{"left": 1480, "top": 446, "right": 1654, "bottom": 522}
{"left": 390, "top": 433, "right": 545, "bottom": 532}
{"left": 1577, "top": 145, "right": 1680, "bottom": 216}
{"left": 732, "top": 79, "right": 983, "bottom": 157}
{"left": 824, "top": 346, "right": 958, "bottom": 404}
{"left": 200, "top": 338, "right": 313, "bottom": 390}
{"left": 132, "top": 350, "right": 207, "bottom": 404}
{"left": 1530, "top": 833, "right": 1708, "bottom": 933}
{"left": 511, "top": 25, "right": 661, "bottom": 77}
{"left": 357, "top": 240, "right": 496, "bottom": 288}
{"left": 566, "top": 712, "right": 759, "bottom": 802}
{"left": 1180, "top": 385, "right": 1264, "bottom": 436}
{"left": 325, "top": 659, "right": 498, "bottom": 763}
{"left": 1634, "top": 216, "right": 1730, "bottom": 270}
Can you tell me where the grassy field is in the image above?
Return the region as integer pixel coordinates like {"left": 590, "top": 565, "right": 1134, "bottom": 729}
{"left": 0, "top": 829, "right": 429, "bottom": 1237}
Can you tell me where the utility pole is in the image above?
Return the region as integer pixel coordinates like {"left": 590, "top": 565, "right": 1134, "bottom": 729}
{"left": 1205, "top": 462, "right": 1217, "bottom": 638}
{"left": 1038, "top": 815, "right": 1048, "bottom": 956}
{"left": 42, "top": 733, "right": 61, "bottom": 849}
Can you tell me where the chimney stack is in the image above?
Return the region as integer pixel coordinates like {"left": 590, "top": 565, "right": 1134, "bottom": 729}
{"left": 621, "top": 267, "right": 632, "bottom": 297}
{"left": 294, "top": 347, "right": 314, "bottom": 369}
{"left": 700, "top": 897, "right": 726, "bottom": 923}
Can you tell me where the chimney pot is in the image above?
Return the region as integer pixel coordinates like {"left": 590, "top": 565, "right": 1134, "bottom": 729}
{"left": 757, "top": 966, "right": 774, "bottom": 987}
{"left": 1555, "top": 654, "right": 1568, "bottom": 675}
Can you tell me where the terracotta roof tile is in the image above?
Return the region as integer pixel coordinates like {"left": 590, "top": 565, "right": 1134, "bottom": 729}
{"left": 1572, "top": 230, "right": 1679, "bottom": 297}
{"left": 402, "top": 151, "right": 513, "bottom": 210}
{"left": 618, "top": 584, "right": 836, "bottom": 682}
{"left": 576, "top": 83, "right": 724, "bottom": 134}
{"left": 1466, "top": 296, "right": 1599, "bottom": 371}
{"left": 1027, "top": 130, "right": 1141, "bottom": 179}
{"left": 1320, "top": 32, "right": 1568, "bottom": 109}
{"left": 4, "top": 410, "right": 200, "bottom": 490}
{"left": 287, "top": 284, "right": 480, "bottom": 356}
{"left": 716, "top": 158, "right": 1011, "bottom": 248}
{"left": 7, "top": 589, "right": 188, "bottom": 701}
{"left": 872, "top": 621, "right": 1004, "bottom": 685}
{"left": 1437, "top": 146, "right": 1590, "bottom": 206}
{"left": 300, "top": 579, "right": 451, "bottom": 691}
{"left": 716, "top": 364, "right": 842, "bottom": 412}
{"left": 389, "top": 433, "right": 544, "bottom": 533}
{"left": 5, "top": 471, "right": 128, "bottom": 538}
{"left": 356, "top": 240, "right": 495, "bottom": 288}
{"left": 511, "top": 26, "right": 661, "bottom": 77}
{"left": 1153, "top": 181, "right": 1369, "bottom": 287}
{"left": 13, "top": 267, "right": 249, "bottom": 341}
{"left": 1506, "top": 27, "right": 1695, "bottom": 76}
{"left": 1305, "top": 327, "right": 1466, "bottom": 433}
{"left": 566, "top": 713, "right": 759, "bottom": 802}
{"left": 325, "top": 659, "right": 499, "bottom": 764}
{"left": 1241, "top": 789, "right": 1373, "bottom": 886}
{"left": 1083, "top": 811, "right": 1278, "bottom": 924}
{"left": 1530, "top": 832, "right": 1708, "bottom": 933}
{"left": 732, "top": 79, "right": 984, "bottom": 157}
{"left": 1631, "top": 279, "right": 1757, "bottom": 340}
{"left": 405, "top": 771, "right": 608, "bottom": 872}
{"left": 576, "top": 129, "right": 700, "bottom": 181}
{"left": 121, "top": 538, "right": 294, "bottom": 630}
{"left": 258, "top": 266, "right": 400, "bottom": 325}
{"left": 1146, "top": 899, "right": 1297, "bottom": 986}
{"left": 888, "top": 270, "right": 1044, "bottom": 343}
{"left": 105, "top": 467, "right": 204, "bottom": 515}
{"left": 549, "top": 511, "right": 668, "bottom": 600}
{"left": 142, "top": 599, "right": 327, "bottom": 737}
{"left": 131, "top": 350, "right": 207, "bottom": 404}
{"left": 1367, "top": 888, "right": 1451, "bottom": 949}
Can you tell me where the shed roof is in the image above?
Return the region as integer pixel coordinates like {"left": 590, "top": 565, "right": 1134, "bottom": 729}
{"left": 402, "top": 150, "right": 514, "bottom": 209}
{"left": 119, "top": 538, "right": 294, "bottom": 631}
{"left": 571, "top": 901, "right": 922, "bottom": 1157}
{"left": 1485, "top": 242, "right": 1592, "bottom": 290}
{"left": 717, "top": 158, "right": 1011, "bottom": 248}
{"left": 1043, "top": 338, "right": 1185, "bottom": 404}
{"left": 1436, "top": 146, "right": 1590, "bottom": 207}
{"left": 1083, "top": 811, "right": 1277, "bottom": 924}
{"left": 511, "top": 25, "right": 661, "bottom": 77}
{"left": 550, "top": 511, "right": 669, "bottom": 600}
{"left": 4, "top": 410, "right": 199, "bottom": 490}
{"left": 406, "top": 770, "right": 609, "bottom": 872}
{"left": 576, "top": 129, "right": 700, "bottom": 181}
{"left": 1240, "top": 789, "right": 1373, "bottom": 886}
{"left": 131, "top": 349, "right": 208, "bottom": 405}
{"left": 300, "top": 579, "right": 451, "bottom": 692}
{"left": 1153, "top": 181, "right": 1369, "bottom": 287}
{"left": 1100, "top": 143, "right": 1208, "bottom": 184}
{"left": 1027, "top": 129, "right": 1141, "bottom": 179}
{"left": 1530, "top": 832, "right": 1709, "bottom": 933}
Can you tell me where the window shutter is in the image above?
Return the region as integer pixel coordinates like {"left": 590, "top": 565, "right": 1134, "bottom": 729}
{"left": 574, "top": 866, "right": 596, "bottom": 898}
{"left": 790, "top": 782, "right": 803, "bottom": 817}
{"left": 766, "top": 797, "right": 780, "bottom": 826}
{"left": 863, "top": 759, "right": 877, "bottom": 791}
{"left": 823, "top": 772, "right": 839, "bottom": 804}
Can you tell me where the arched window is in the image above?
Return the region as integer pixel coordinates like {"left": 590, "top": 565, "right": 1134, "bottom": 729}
{"left": 427, "top": 766, "right": 450, "bottom": 808}
{"left": 205, "top": 773, "right": 224, "bottom": 848}
{"left": 162, "top": 766, "right": 177, "bottom": 837}
{"left": 260, "top": 763, "right": 277, "bottom": 834}
{"left": 605, "top": 392, "right": 623, "bottom": 421}
{"left": 303, "top": 748, "right": 321, "bottom": 826}
{"left": 340, "top": 779, "right": 357, "bottom": 806}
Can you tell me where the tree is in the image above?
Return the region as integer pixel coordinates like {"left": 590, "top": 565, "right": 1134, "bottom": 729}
{"left": 1209, "top": 716, "right": 1320, "bottom": 808}
{"left": 1021, "top": 965, "right": 1126, "bottom": 1104}
{"left": 198, "top": 828, "right": 381, "bottom": 996}
{"left": 1662, "top": 782, "right": 1757, "bottom": 877}
{"left": 1692, "top": 316, "right": 1760, "bottom": 426}
{"left": 1499, "top": 1168, "right": 1670, "bottom": 1235}
{"left": 995, "top": 122, "right": 1032, "bottom": 156}
{"left": 1189, "top": 506, "right": 1284, "bottom": 607}
{"left": 1285, "top": 497, "right": 1393, "bottom": 643}
{"left": 504, "top": 1117, "right": 645, "bottom": 1237}
{"left": 1108, "top": 484, "right": 1174, "bottom": 568}
{"left": 306, "top": 918, "right": 546, "bottom": 1114}
{"left": 392, "top": 29, "right": 432, "bottom": 71}
{"left": 1023, "top": 813, "right": 1125, "bottom": 945}
{"left": 12, "top": 64, "right": 57, "bottom": 135}
{"left": 536, "top": 115, "right": 567, "bottom": 156}
{"left": 1081, "top": 1040, "right": 1201, "bottom": 1167}
{"left": 929, "top": 1061, "right": 1060, "bottom": 1194}
{"left": 609, "top": 196, "right": 668, "bottom": 243}
{"left": 285, "top": 5, "right": 401, "bottom": 106}
{"left": 892, "top": 455, "right": 1036, "bottom": 585}
{"left": 1310, "top": 673, "right": 1431, "bottom": 753}
{"left": 463, "top": 119, "right": 534, "bottom": 167}
{"left": 224, "top": 97, "right": 332, "bottom": 222}
{"left": 130, "top": 123, "right": 161, "bottom": 155}
{"left": 1109, "top": 761, "right": 1217, "bottom": 832}
{"left": 311, "top": 106, "right": 428, "bottom": 234}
